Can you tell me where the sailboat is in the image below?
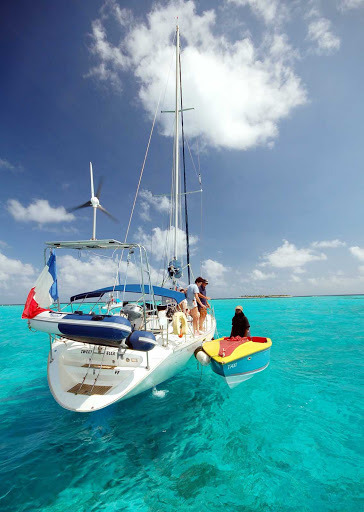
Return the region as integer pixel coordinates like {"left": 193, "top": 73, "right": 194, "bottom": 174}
{"left": 22, "top": 26, "right": 216, "bottom": 412}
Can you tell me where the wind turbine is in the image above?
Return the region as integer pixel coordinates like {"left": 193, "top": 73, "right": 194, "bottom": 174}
{"left": 68, "top": 162, "right": 117, "bottom": 240}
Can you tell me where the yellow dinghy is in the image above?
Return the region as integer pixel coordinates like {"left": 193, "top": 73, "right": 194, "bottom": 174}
{"left": 201, "top": 336, "right": 272, "bottom": 388}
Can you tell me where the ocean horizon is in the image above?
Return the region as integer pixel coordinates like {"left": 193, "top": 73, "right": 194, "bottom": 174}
{"left": 0, "top": 295, "right": 363, "bottom": 511}
{"left": 1, "top": 292, "right": 363, "bottom": 307}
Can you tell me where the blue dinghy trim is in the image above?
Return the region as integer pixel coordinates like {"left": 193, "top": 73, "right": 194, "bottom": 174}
{"left": 126, "top": 330, "right": 157, "bottom": 352}
{"left": 58, "top": 314, "right": 132, "bottom": 347}
{"left": 210, "top": 347, "right": 271, "bottom": 377}
{"left": 70, "top": 284, "right": 185, "bottom": 304}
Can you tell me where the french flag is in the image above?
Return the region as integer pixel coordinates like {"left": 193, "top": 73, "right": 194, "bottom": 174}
{"left": 22, "top": 252, "right": 58, "bottom": 319}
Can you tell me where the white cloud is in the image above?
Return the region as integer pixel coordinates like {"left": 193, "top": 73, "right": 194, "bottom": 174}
{"left": 0, "top": 158, "right": 23, "bottom": 172}
{"left": 0, "top": 251, "right": 162, "bottom": 302}
{"left": 307, "top": 17, "right": 340, "bottom": 54}
{"left": 311, "top": 239, "right": 346, "bottom": 248}
{"left": 57, "top": 254, "right": 161, "bottom": 299}
{"left": 135, "top": 225, "right": 198, "bottom": 262}
{"left": 338, "top": 0, "right": 364, "bottom": 11}
{"left": 250, "top": 268, "right": 276, "bottom": 280}
{"left": 0, "top": 251, "right": 35, "bottom": 288}
{"left": 139, "top": 189, "right": 171, "bottom": 222}
{"left": 7, "top": 199, "right": 75, "bottom": 224}
{"left": 88, "top": 0, "right": 307, "bottom": 150}
{"left": 227, "top": 0, "right": 288, "bottom": 26}
{"left": 308, "top": 272, "right": 364, "bottom": 291}
{"left": 349, "top": 246, "right": 364, "bottom": 262}
{"left": 290, "top": 274, "right": 301, "bottom": 283}
{"left": 58, "top": 254, "right": 118, "bottom": 293}
{"left": 261, "top": 240, "right": 327, "bottom": 271}
{"left": 201, "top": 259, "right": 229, "bottom": 285}
{"left": 292, "top": 266, "right": 305, "bottom": 274}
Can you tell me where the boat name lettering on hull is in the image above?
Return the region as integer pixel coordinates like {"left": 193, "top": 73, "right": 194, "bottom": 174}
{"left": 81, "top": 349, "right": 93, "bottom": 354}
{"left": 106, "top": 351, "right": 116, "bottom": 356}
{"left": 228, "top": 362, "right": 237, "bottom": 370}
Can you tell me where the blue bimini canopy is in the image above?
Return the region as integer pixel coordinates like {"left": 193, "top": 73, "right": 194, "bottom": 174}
{"left": 70, "top": 284, "right": 185, "bottom": 304}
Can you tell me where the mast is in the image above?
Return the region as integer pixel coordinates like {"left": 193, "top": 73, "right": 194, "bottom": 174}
{"left": 173, "top": 25, "right": 180, "bottom": 259}
{"left": 166, "top": 25, "right": 183, "bottom": 286}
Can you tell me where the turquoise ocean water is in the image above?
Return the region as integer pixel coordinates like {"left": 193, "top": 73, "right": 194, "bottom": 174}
{"left": 0, "top": 296, "right": 363, "bottom": 512}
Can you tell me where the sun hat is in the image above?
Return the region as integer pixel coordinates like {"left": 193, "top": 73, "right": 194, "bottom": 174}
{"left": 235, "top": 305, "right": 243, "bottom": 311}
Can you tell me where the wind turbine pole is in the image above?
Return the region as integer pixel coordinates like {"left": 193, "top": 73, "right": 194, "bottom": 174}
{"left": 90, "top": 162, "right": 97, "bottom": 240}
{"left": 90, "top": 162, "right": 95, "bottom": 197}
{"left": 92, "top": 206, "right": 97, "bottom": 240}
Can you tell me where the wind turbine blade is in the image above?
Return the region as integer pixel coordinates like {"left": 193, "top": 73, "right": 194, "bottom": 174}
{"left": 67, "top": 201, "right": 92, "bottom": 212}
{"left": 96, "top": 177, "right": 104, "bottom": 199}
{"left": 98, "top": 204, "right": 118, "bottom": 222}
{"left": 90, "top": 162, "right": 95, "bottom": 197}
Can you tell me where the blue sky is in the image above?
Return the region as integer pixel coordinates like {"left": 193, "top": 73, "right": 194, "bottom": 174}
{"left": 1, "top": 0, "right": 364, "bottom": 303}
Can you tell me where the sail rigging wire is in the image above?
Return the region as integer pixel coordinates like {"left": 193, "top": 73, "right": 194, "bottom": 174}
{"left": 111, "top": 86, "right": 165, "bottom": 292}
{"left": 179, "top": 51, "right": 191, "bottom": 285}
{"left": 185, "top": 136, "right": 204, "bottom": 275}
{"left": 111, "top": 32, "right": 177, "bottom": 293}
{"left": 185, "top": 137, "right": 202, "bottom": 185}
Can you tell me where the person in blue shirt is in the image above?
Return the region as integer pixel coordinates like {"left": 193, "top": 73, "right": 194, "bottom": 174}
{"left": 186, "top": 277, "right": 206, "bottom": 336}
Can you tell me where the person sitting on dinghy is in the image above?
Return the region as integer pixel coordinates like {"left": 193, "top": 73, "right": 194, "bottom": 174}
{"left": 186, "top": 278, "right": 206, "bottom": 336}
{"left": 230, "top": 305, "right": 251, "bottom": 338}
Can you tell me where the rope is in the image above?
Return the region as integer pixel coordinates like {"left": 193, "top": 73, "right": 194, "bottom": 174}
{"left": 185, "top": 137, "right": 201, "bottom": 184}
{"left": 179, "top": 52, "right": 191, "bottom": 285}
{"left": 185, "top": 137, "right": 203, "bottom": 275}
{"left": 111, "top": 88, "right": 164, "bottom": 294}
{"left": 122, "top": 31, "right": 176, "bottom": 251}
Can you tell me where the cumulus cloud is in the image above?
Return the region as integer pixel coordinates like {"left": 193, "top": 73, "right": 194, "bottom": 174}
{"left": 88, "top": 0, "right": 307, "bottom": 150}
{"left": 7, "top": 199, "right": 75, "bottom": 224}
{"left": 201, "top": 259, "right": 229, "bottom": 285}
{"left": 349, "top": 246, "right": 364, "bottom": 261}
{"left": 135, "top": 225, "right": 198, "bottom": 261}
{"left": 0, "top": 251, "right": 35, "bottom": 288}
{"left": 307, "top": 17, "right": 340, "bottom": 54}
{"left": 0, "top": 251, "right": 161, "bottom": 302}
{"left": 0, "top": 158, "right": 23, "bottom": 172}
{"left": 139, "top": 189, "right": 171, "bottom": 222}
{"left": 311, "top": 239, "right": 346, "bottom": 248}
{"left": 261, "top": 239, "right": 327, "bottom": 271}
{"left": 308, "top": 272, "right": 364, "bottom": 291}
{"left": 227, "top": 0, "right": 288, "bottom": 26}
{"left": 250, "top": 268, "right": 276, "bottom": 280}
{"left": 290, "top": 274, "right": 301, "bottom": 283}
{"left": 57, "top": 253, "right": 161, "bottom": 299}
{"left": 338, "top": 0, "right": 364, "bottom": 10}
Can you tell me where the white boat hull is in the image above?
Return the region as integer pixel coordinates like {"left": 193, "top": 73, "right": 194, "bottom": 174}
{"left": 47, "top": 315, "right": 216, "bottom": 412}
{"left": 223, "top": 363, "right": 270, "bottom": 389}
